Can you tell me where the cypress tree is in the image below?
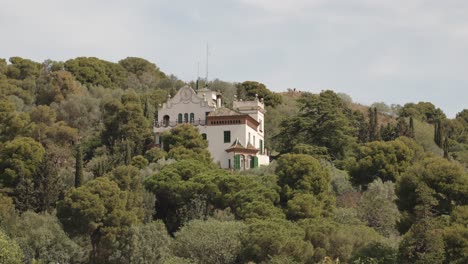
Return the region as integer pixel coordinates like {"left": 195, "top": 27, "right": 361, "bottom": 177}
{"left": 75, "top": 143, "right": 83, "bottom": 188}
{"left": 373, "top": 107, "right": 380, "bottom": 140}
{"left": 409, "top": 117, "right": 415, "bottom": 138}
{"left": 443, "top": 136, "right": 449, "bottom": 159}
{"left": 125, "top": 139, "right": 132, "bottom": 165}
{"left": 368, "top": 107, "right": 379, "bottom": 141}
{"left": 434, "top": 120, "right": 443, "bottom": 147}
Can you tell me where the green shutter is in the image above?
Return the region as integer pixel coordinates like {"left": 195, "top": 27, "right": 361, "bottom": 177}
{"left": 234, "top": 154, "right": 241, "bottom": 170}
{"left": 259, "top": 140, "right": 263, "bottom": 155}
{"left": 178, "top": 114, "right": 182, "bottom": 123}
{"left": 253, "top": 156, "right": 259, "bottom": 168}
{"left": 224, "top": 131, "right": 231, "bottom": 143}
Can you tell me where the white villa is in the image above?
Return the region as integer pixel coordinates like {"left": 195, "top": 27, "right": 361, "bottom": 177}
{"left": 154, "top": 85, "right": 270, "bottom": 170}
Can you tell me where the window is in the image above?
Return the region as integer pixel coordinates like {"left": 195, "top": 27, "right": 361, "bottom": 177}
{"left": 253, "top": 136, "right": 256, "bottom": 147}
{"left": 228, "top": 159, "right": 231, "bottom": 169}
{"left": 248, "top": 132, "right": 251, "bottom": 144}
{"left": 163, "top": 115, "right": 170, "bottom": 127}
{"left": 184, "top": 113, "right": 188, "bottom": 123}
{"left": 201, "top": 133, "right": 207, "bottom": 140}
{"left": 260, "top": 140, "right": 263, "bottom": 155}
{"left": 178, "top": 113, "right": 182, "bottom": 124}
{"left": 259, "top": 119, "right": 263, "bottom": 131}
{"left": 205, "top": 112, "right": 210, "bottom": 120}
{"left": 224, "top": 131, "right": 231, "bottom": 143}
{"left": 190, "top": 113, "right": 195, "bottom": 123}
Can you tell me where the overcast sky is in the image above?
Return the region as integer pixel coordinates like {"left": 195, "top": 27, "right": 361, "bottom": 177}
{"left": 1, "top": 0, "right": 467, "bottom": 117}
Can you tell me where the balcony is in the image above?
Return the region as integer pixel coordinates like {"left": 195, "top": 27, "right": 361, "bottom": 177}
{"left": 154, "top": 119, "right": 208, "bottom": 128}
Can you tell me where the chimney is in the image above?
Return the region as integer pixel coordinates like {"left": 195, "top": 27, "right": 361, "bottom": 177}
{"left": 216, "top": 94, "right": 222, "bottom": 108}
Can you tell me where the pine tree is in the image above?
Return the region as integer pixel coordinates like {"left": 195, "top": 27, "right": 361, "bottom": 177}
{"left": 75, "top": 143, "right": 83, "bottom": 188}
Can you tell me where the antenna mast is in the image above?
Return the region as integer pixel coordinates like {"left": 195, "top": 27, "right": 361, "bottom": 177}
{"left": 205, "top": 43, "right": 209, "bottom": 85}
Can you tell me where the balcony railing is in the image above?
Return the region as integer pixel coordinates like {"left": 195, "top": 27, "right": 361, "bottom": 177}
{"left": 154, "top": 119, "right": 208, "bottom": 128}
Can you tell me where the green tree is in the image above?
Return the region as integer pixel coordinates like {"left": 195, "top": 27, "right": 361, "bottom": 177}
{"left": 35, "top": 70, "right": 84, "bottom": 104}
{"left": 110, "top": 221, "right": 172, "bottom": 264}
{"left": 236, "top": 81, "right": 282, "bottom": 107}
{"left": 0, "top": 96, "right": 32, "bottom": 142}
{"left": 118, "top": 57, "right": 166, "bottom": 90}
{"left": 162, "top": 124, "right": 211, "bottom": 163}
{"left": 348, "top": 139, "right": 414, "bottom": 186}
{"left": 240, "top": 219, "right": 314, "bottom": 263}
{"left": 276, "top": 91, "right": 356, "bottom": 159}
{"left": 13, "top": 211, "right": 83, "bottom": 264}
{"left": 350, "top": 242, "right": 397, "bottom": 264}
{"left": 300, "top": 218, "right": 383, "bottom": 263}
{"left": 75, "top": 143, "right": 83, "bottom": 188}
{"left": 276, "top": 154, "right": 331, "bottom": 198}
{"left": 399, "top": 102, "right": 446, "bottom": 123}
{"left": 443, "top": 206, "right": 468, "bottom": 264}
{"left": 64, "top": 57, "right": 127, "bottom": 89}
{"left": 0, "top": 137, "right": 45, "bottom": 187}
{"left": 398, "top": 218, "right": 445, "bottom": 264}
{"left": 102, "top": 90, "right": 152, "bottom": 153}
{"left": 396, "top": 156, "right": 468, "bottom": 231}
{"left": 6, "top": 57, "right": 41, "bottom": 80}
{"left": 0, "top": 229, "right": 23, "bottom": 264}
{"left": 357, "top": 179, "right": 400, "bottom": 237}
{"left": 173, "top": 219, "right": 245, "bottom": 264}
{"left": 32, "top": 151, "right": 63, "bottom": 213}
{"left": 57, "top": 177, "right": 140, "bottom": 263}
{"left": 145, "top": 160, "right": 216, "bottom": 232}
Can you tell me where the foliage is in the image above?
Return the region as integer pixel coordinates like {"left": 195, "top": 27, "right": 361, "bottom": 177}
{"left": 275, "top": 90, "right": 357, "bottom": 159}
{"left": 236, "top": 81, "right": 282, "bottom": 107}
{"left": 0, "top": 136, "right": 45, "bottom": 187}
{"left": 300, "top": 218, "right": 384, "bottom": 263}
{"left": 161, "top": 124, "right": 211, "bottom": 163}
{"left": 173, "top": 219, "right": 245, "bottom": 264}
{"left": 0, "top": 229, "right": 23, "bottom": 264}
{"left": 398, "top": 218, "right": 445, "bottom": 264}
{"left": 396, "top": 156, "right": 468, "bottom": 232}
{"left": 13, "top": 211, "right": 83, "bottom": 264}
{"left": 348, "top": 139, "right": 414, "bottom": 186}
{"left": 357, "top": 179, "right": 400, "bottom": 237}
{"left": 399, "top": 102, "right": 446, "bottom": 123}
{"left": 110, "top": 221, "right": 172, "bottom": 264}
{"left": 240, "top": 218, "right": 314, "bottom": 263}
{"left": 57, "top": 177, "right": 140, "bottom": 262}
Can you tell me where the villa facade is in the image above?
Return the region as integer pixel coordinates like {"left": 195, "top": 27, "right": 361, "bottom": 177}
{"left": 154, "top": 85, "right": 269, "bottom": 170}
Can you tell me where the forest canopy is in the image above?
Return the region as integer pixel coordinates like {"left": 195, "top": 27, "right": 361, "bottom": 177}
{"left": 0, "top": 56, "right": 466, "bottom": 264}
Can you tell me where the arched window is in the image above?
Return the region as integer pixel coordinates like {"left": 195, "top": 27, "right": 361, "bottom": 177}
{"left": 178, "top": 113, "right": 182, "bottom": 124}
{"left": 163, "top": 115, "right": 170, "bottom": 127}
{"left": 201, "top": 133, "right": 207, "bottom": 140}
{"left": 190, "top": 113, "right": 195, "bottom": 123}
{"left": 184, "top": 113, "right": 189, "bottom": 123}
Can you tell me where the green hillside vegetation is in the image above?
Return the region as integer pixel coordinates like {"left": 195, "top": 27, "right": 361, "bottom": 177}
{"left": 0, "top": 56, "right": 467, "bottom": 264}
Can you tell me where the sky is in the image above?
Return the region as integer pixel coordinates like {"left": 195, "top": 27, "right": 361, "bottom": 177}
{"left": 0, "top": 0, "right": 467, "bottom": 117}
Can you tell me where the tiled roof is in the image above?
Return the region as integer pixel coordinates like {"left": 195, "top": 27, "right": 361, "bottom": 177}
{"left": 208, "top": 107, "right": 243, "bottom": 117}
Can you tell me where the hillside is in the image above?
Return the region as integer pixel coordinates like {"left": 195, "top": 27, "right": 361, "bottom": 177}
{"left": 0, "top": 56, "right": 467, "bottom": 264}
